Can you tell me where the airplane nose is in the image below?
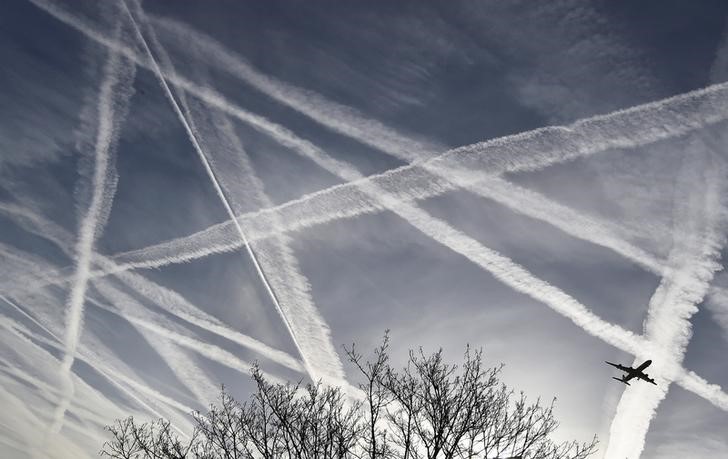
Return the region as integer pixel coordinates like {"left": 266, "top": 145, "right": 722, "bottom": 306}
{"left": 646, "top": 360, "right": 652, "bottom": 364}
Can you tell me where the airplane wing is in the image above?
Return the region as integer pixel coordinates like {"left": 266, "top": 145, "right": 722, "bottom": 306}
{"left": 605, "top": 361, "right": 630, "bottom": 372}
{"left": 637, "top": 374, "right": 657, "bottom": 385}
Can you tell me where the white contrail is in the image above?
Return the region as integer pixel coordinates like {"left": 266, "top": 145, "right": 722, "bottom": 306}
{"left": 150, "top": 15, "right": 444, "bottom": 160}
{"left": 3, "top": 289, "right": 196, "bottom": 430}
{"left": 27, "top": 0, "right": 728, "bottom": 197}
{"left": 0, "top": 380, "right": 95, "bottom": 459}
{"left": 0, "top": 360, "right": 112, "bottom": 428}
{"left": 48, "top": 8, "right": 136, "bottom": 446}
{"left": 92, "top": 280, "right": 219, "bottom": 406}
{"left": 606, "top": 31, "right": 728, "bottom": 455}
{"left": 0, "top": 201, "right": 304, "bottom": 373}
{"left": 90, "top": 71, "right": 728, "bottom": 279}
{"left": 26, "top": 0, "right": 728, "bottom": 412}
{"left": 85, "top": 284, "right": 289, "bottom": 386}
{"left": 24, "top": 0, "right": 728, "bottom": 415}
{"left": 0, "top": 321, "right": 129, "bottom": 430}
{"left": 0, "top": 215, "right": 289, "bottom": 405}
{"left": 150, "top": 15, "right": 670, "bottom": 265}
{"left": 171, "top": 50, "right": 345, "bottom": 381}
{"left": 27, "top": 0, "right": 728, "bottom": 291}
{"left": 124, "top": 14, "right": 653, "bottom": 393}
{"left": 121, "top": 0, "right": 327, "bottom": 383}
{"left": 109, "top": 8, "right": 728, "bottom": 420}
{"left": 1, "top": 252, "right": 196, "bottom": 433}
{"left": 605, "top": 141, "right": 728, "bottom": 458}
{"left": 706, "top": 272, "right": 728, "bottom": 341}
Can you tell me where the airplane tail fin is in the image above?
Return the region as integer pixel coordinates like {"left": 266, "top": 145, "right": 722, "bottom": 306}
{"left": 612, "top": 377, "right": 630, "bottom": 386}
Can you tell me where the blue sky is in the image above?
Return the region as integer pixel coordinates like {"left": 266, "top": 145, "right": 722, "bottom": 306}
{"left": 2, "top": 1, "right": 728, "bottom": 458}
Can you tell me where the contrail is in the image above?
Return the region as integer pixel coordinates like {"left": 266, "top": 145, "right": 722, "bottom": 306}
{"left": 27, "top": 0, "right": 728, "bottom": 286}
{"left": 150, "top": 15, "right": 670, "bottom": 266}
{"left": 27, "top": 0, "right": 728, "bottom": 196}
{"left": 0, "top": 380, "right": 95, "bottom": 459}
{"left": 89, "top": 70, "right": 728, "bottom": 279}
{"left": 0, "top": 360, "right": 113, "bottom": 428}
{"left": 0, "top": 201, "right": 304, "bottom": 373}
{"left": 24, "top": 0, "right": 728, "bottom": 412}
{"left": 118, "top": 6, "right": 728, "bottom": 421}
{"left": 123, "top": 14, "right": 650, "bottom": 389}
{"left": 1, "top": 254, "right": 196, "bottom": 434}
{"left": 605, "top": 141, "right": 728, "bottom": 458}
{"left": 150, "top": 15, "right": 444, "bottom": 160}
{"left": 171, "top": 51, "right": 345, "bottom": 380}
{"left": 606, "top": 30, "right": 728, "bottom": 456}
{"left": 92, "top": 280, "right": 219, "bottom": 406}
{"left": 25, "top": 0, "right": 728, "bottom": 415}
{"left": 120, "top": 0, "right": 328, "bottom": 383}
{"left": 706, "top": 272, "right": 728, "bottom": 341}
{"left": 3, "top": 289, "right": 197, "bottom": 430}
{"left": 0, "top": 215, "right": 291, "bottom": 404}
{"left": 0, "top": 320, "right": 129, "bottom": 430}
{"left": 47, "top": 7, "right": 136, "bottom": 447}
{"left": 85, "top": 284, "right": 290, "bottom": 386}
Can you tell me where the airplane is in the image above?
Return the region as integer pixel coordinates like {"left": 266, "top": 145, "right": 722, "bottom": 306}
{"left": 605, "top": 359, "right": 657, "bottom": 386}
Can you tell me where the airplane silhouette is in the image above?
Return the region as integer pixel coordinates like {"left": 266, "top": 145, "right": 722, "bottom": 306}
{"left": 605, "top": 359, "right": 657, "bottom": 386}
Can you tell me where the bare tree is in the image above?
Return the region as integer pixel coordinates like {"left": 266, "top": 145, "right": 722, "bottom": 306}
{"left": 101, "top": 341, "right": 597, "bottom": 459}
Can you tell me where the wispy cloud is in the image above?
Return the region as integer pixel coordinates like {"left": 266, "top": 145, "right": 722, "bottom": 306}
{"left": 47, "top": 5, "right": 136, "bottom": 449}
{"left": 605, "top": 141, "right": 727, "bottom": 458}
{"left": 121, "top": 0, "right": 343, "bottom": 384}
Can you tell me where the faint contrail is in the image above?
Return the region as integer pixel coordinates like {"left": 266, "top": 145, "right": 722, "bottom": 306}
{"left": 606, "top": 30, "right": 728, "bottom": 455}
{"left": 0, "top": 379, "right": 96, "bottom": 459}
{"left": 122, "top": 0, "right": 663, "bottom": 400}
{"left": 27, "top": 0, "right": 728, "bottom": 197}
{"left": 3, "top": 290, "right": 197, "bottom": 430}
{"left": 605, "top": 140, "right": 728, "bottom": 458}
{"left": 0, "top": 320, "right": 129, "bottom": 431}
{"left": 47, "top": 7, "right": 136, "bottom": 447}
{"left": 0, "top": 201, "right": 305, "bottom": 373}
{"left": 706, "top": 272, "right": 728, "bottom": 341}
{"left": 121, "top": 0, "right": 327, "bottom": 383}
{"left": 27, "top": 0, "right": 728, "bottom": 285}
{"left": 150, "top": 15, "right": 670, "bottom": 266}
{"left": 0, "top": 210, "right": 295, "bottom": 402}
{"left": 142, "top": 0, "right": 343, "bottom": 381}
{"left": 92, "top": 71, "right": 728, "bottom": 278}
{"left": 1, "top": 253, "right": 196, "bottom": 435}
{"left": 24, "top": 0, "right": 728, "bottom": 413}
{"left": 173, "top": 56, "right": 345, "bottom": 380}
{"left": 92, "top": 280, "right": 219, "bottom": 406}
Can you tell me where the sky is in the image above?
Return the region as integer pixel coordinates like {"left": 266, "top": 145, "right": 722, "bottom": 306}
{"left": 1, "top": 1, "right": 728, "bottom": 458}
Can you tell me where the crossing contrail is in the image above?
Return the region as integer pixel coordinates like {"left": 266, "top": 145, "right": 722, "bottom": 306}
{"left": 47, "top": 8, "right": 136, "bottom": 449}
{"left": 3, "top": 289, "right": 197, "bottom": 430}
{"left": 92, "top": 281, "right": 220, "bottom": 406}
{"left": 27, "top": 0, "right": 728, "bottom": 203}
{"left": 145, "top": 6, "right": 345, "bottom": 382}
{"left": 0, "top": 201, "right": 305, "bottom": 373}
{"left": 179, "top": 91, "right": 345, "bottom": 381}
{"left": 121, "top": 0, "right": 328, "bottom": 383}
{"left": 0, "top": 210, "right": 295, "bottom": 402}
{"left": 27, "top": 0, "right": 728, "bottom": 293}
{"left": 119, "top": 7, "right": 728, "bottom": 421}
{"left": 148, "top": 15, "right": 671, "bottom": 268}
{"left": 605, "top": 139, "right": 728, "bottom": 458}
{"left": 93, "top": 71, "right": 728, "bottom": 279}
{"left": 23, "top": 0, "right": 728, "bottom": 413}
{"left": 1, "top": 250, "right": 197, "bottom": 432}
